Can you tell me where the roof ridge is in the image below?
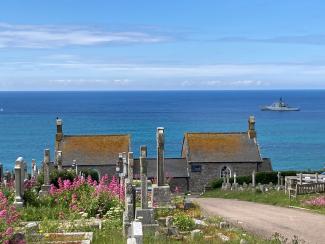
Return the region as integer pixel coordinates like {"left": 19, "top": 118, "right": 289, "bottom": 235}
{"left": 64, "top": 134, "right": 130, "bottom": 137}
{"left": 185, "top": 132, "right": 247, "bottom": 135}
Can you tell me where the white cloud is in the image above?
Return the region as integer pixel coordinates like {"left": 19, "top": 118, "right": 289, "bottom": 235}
{"left": 48, "top": 78, "right": 131, "bottom": 87}
{"left": 0, "top": 23, "right": 170, "bottom": 48}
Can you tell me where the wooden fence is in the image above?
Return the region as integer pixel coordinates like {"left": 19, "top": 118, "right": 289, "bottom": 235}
{"left": 285, "top": 173, "right": 325, "bottom": 199}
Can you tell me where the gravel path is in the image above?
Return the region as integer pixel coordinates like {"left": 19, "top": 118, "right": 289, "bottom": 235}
{"left": 194, "top": 198, "right": 325, "bottom": 244}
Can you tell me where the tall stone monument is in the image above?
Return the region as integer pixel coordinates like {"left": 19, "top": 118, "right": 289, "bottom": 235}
{"left": 135, "top": 145, "right": 158, "bottom": 230}
{"left": 151, "top": 127, "right": 171, "bottom": 207}
{"left": 14, "top": 157, "right": 24, "bottom": 207}
{"left": 40, "top": 149, "right": 51, "bottom": 196}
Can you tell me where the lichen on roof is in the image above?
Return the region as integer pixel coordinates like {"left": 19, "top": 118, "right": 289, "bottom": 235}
{"left": 183, "top": 132, "right": 262, "bottom": 163}
{"left": 59, "top": 134, "right": 130, "bottom": 166}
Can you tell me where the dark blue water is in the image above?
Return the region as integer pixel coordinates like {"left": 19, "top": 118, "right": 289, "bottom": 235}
{"left": 0, "top": 91, "right": 324, "bottom": 172}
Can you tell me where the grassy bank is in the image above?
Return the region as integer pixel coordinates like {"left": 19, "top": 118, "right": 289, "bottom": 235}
{"left": 203, "top": 189, "right": 325, "bottom": 214}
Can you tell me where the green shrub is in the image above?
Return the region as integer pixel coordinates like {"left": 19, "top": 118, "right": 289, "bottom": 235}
{"left": 173, "top": 213, "right": 195, "bottom": 231}
{"left": 80, "top": 169, "right": 99, "bottom": 182}
{"left": 37, "top": 169, "right": 76, "bottom": 187}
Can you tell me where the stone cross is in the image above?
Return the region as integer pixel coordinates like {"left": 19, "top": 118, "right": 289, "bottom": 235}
{"left": 0, "top": 163, "right": 3, "bottom": 182}
{"left": 252, "top": 170, "right": 256, "bottom": 187}
{"left": 14, "top": 157, "right": 24, "bottom": 207}
{"left": 156, "top": 127, "right": 165, "bottom": 186}
{"left": 56, "top": 151, "right": 63, "bottom": 172}
{"left": 277, "top": 172, "right": 281, "bottom": 186}
{"left": 140, "top": 146, "right": 148, "bottom": 209}
{"left": 40, "top": 149, "right": 51, "bottom": 196}
{"left": 128, "top": 152, "right": 134, "bottom": 183}
{"left": 122, "top": 152, "right": 128, "bottom": 179}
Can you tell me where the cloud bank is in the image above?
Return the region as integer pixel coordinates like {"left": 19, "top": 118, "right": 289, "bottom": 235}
{"left": 0, "top": 23, "right": 170, "bottom": 48}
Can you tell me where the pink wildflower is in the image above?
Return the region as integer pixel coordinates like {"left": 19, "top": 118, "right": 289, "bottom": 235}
{"left": 0, "top": 209, "right": 7, "bottom": 218}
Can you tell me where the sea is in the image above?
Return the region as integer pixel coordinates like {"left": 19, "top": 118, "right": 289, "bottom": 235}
{"left": 0, "top": 90, "right": 324, "bottom": 172}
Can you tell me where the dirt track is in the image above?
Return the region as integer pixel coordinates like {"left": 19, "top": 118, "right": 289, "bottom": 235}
{"left": 194, "top": 198, "right": 325, "bottom": 244}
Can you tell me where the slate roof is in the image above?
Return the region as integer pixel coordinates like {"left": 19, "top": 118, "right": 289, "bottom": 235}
{"left": 133, "top": 158, "right": 189, "bottom": 178}
{"left": 59, "top": 134, "right": 130, "bottom": 166}
{"left": 182, "top": 132, "right": 262, "bottom": 163}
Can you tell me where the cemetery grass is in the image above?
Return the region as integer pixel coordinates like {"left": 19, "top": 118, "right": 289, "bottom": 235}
{"left": 202, "top": 189, "right": 325, "bottom": 214}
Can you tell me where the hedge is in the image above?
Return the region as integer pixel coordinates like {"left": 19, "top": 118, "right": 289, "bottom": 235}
{"left": 210, "top": 170, "right": 322, "bottom": 189}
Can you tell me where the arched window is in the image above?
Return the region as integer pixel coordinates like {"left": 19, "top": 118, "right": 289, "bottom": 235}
{"left": 220, "top": 166, "right": 231, "bottom": 178}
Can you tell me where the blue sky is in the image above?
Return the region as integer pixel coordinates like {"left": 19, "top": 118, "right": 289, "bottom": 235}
{"left": 1, "top": 1, "right": 325, "bottom": 90}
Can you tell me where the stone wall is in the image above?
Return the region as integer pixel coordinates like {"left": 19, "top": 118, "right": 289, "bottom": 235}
{"left": 189, "top": 162, "right": 259, "bottom": 192}
{"left": 259, "top": 158, "right": 273, "bottom": 172}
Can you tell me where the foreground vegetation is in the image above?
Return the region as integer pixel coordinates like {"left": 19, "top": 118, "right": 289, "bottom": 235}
{"left": 1, "top": 169, "right": 314, "bottom": 243}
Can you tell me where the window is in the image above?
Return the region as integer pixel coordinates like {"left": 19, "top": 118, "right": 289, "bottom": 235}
{"left": 191, "top": 164, "right": 202, "bottom": 172}
{"left": 220, "top": 166, "right": 231, "bottom": 178}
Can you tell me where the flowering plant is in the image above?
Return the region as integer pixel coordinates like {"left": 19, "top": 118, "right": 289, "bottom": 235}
{"left": 305, "top": 196, "right": 325, "bottom": 207}
{"left": 0, "top": 189, "right": 20, "bottom": 243}
{"left": 47, "top": 175, "right": 124, "bottom": 218}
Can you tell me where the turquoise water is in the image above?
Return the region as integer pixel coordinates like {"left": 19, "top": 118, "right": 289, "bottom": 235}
{"left": 0, "top": 90, "right": 324, "bottom": 171}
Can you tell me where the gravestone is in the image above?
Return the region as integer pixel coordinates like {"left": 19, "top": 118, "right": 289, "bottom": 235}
{"left": 151, "top": 128, "right": 171, "bottom": 207}
{"left": 39, "top": 149, "right": 51, "bottom": 197}
{"left": 122, "top": 152, "right": 128, "bottom": 179}
{"left": 57, "top": 151, "right": 63, "bottom": 172}
{"left": 135, "top": 146, "right": 158, "bottom": 229}
{"left": 14, "top": 157, "right": 24, "bottom": 207}
{"left": 127, "top": 220, "right": 143, "bottom": 244}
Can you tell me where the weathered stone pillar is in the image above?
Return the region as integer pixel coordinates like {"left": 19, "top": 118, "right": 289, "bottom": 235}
{"left": 128, "top": 152, "right": 134, "bottom": 183}
{"left": 151, "top": 128, "right": 171, "bottom": 207}
{"left": 56, "top": 151, "right": 63, "bottom": 172}
{"left": 234, "top": 172, "right": 237, "bottom": 184}
{"left": 40, "top": 149, "right": 51, "bottom": 196}
{"left": 14, "top": 157, "right": 24, "bottom": 207}
{"left": 140, "top": 148, "right": 148, "bottom": 209}
{"left": 157, "top": 127, "right": 165, "bottom": 186}
{"left": 252, "top": 170, "right": 256, "bottom": 187}
{"left": 277, "top": 172, "right": 281, "bottom": 186}
{"left": 135, "top": 146, "right": 158, "bottom": 229}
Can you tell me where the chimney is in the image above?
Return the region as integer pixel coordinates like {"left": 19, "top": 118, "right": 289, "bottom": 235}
{"left": 248, "top": 116, "right": 256, "bottom": 139}
{"left": 56, "top": 118, "right": 63, "bottom": 142}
